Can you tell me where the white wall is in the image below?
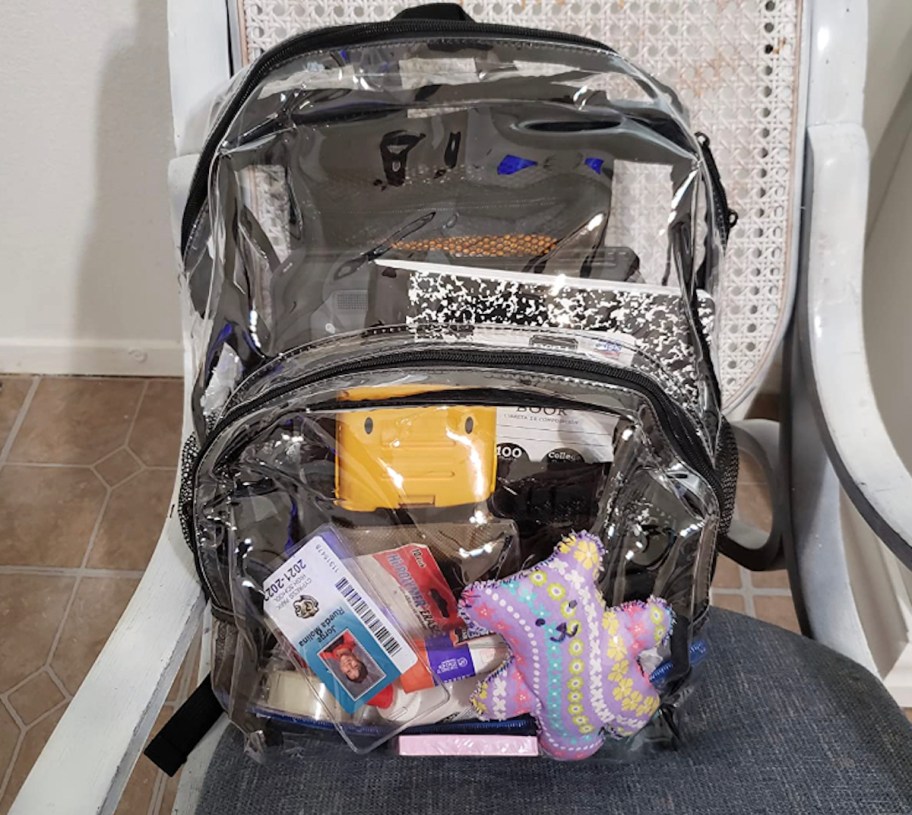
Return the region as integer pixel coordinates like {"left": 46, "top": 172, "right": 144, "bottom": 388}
{"left": 865, "top": 0, "right": 912, "bottom": 155}
{"left": 0, "top": 0, "right": 181, "bottom": 375}
{"left": 866, "top": 131, "right": 912, "bottom": 459}
{"left": 864, "top": 0, "right": 912, "bottom": 473}
{"left": 865, "top": 0, "right": 912, "bottom": 235}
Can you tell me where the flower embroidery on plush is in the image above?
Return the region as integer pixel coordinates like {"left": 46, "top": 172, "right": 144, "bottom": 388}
{"left": 458, "top": 531, "right": 674, "bottom": 760}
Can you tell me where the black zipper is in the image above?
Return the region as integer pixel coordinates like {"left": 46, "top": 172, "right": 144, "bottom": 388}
{"left": 203, "top": 348, "right": 719, "bottom": 495}
{"left": 189, "top": 347, "right": 721, "bottom": 610}
{"left": 695, "top": 132, "right": 738, "bottom": 246}
{"left": 180, "top": 19, "right": 614, "bottom": 255}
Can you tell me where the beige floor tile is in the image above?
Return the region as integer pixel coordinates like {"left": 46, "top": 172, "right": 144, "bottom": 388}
{"left": 51, "top": 577, "right": 139, "bottom": 694}
{"left": 737, "top": 448, "right": 766, "bottom": 486}
{"left": 89, "top": 469, "right": 175, "bottom": 570}
{"left": 123, "top": 705, "right": 189, "bottom": 815}
{"left": 734, "top": 480, "right": 773, "bottom": 531}
{"left": 754, "top": 596, "right": 801, "bottom": 634}
{"left": 115, "top": 709, "right": 174, "bottom": 815}
{"left": 166, "top": 660, "right": 187, "bottom": 705}
{"left": 129, "top": 380, "right": 183, "bottom": 467}
{"left": 711, "top": 593, "right": 746, "bottom": 614}
{"left": 8, "top": 378, "right": 144, "bottom": 465}
{"left": 746, "top": 392, "right": 780, "bottom": 421}
{"left": 7, "top": 671, "right": 66, "bottom": 726}
{"left": 0, "top": 465, "right": 106, "bottom": 567}
{"left": 187, "top": 638, "right": 202, "bottom": 688}
{"left": 0, "top": 703, "right": 20, "bottom": 788}
{"left": 115, "top": 756, "right": 160, "bottom": 815}
{"left": 0, "top": 377, "right": 32, "bottom": 450}
{"left": 751, "top": 569, "right": 790, "bottom": 589}
{"left": 95, "top": 448, "right": 142, "bottom": 487}
{"left": 158, "top": 769, "right": 181, "bottom": 815}
{"left": 0, "top": 575, "right": 75, "bottom": 693}
{"left": 0, "top": 707, "right": 65, "bottom": 812}
{"left": 712, "top": 555, "right": 742, "bottom": 589}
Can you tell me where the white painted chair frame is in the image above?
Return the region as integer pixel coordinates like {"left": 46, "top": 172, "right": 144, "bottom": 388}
{"left": 13, "top": 1, "right": 912, "bottom": 812}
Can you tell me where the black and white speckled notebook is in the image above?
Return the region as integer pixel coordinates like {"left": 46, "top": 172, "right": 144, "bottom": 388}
{"left": 374, "top": 259, "right": 715, "bottom": 412}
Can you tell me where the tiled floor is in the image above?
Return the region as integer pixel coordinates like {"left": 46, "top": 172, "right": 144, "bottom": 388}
{"left": 0, "top": 375, "right": 192, "bottom": 815}
{"left": 0, "top": 375, "right": 817, "bottom": 812}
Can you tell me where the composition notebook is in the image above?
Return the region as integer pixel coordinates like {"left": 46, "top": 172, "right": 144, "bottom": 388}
{"left": 374, "top": 258, "right": 716, "bottom": 411}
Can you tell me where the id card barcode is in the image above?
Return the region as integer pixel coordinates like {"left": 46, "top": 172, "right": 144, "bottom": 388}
{"left": 335, "top": 577, "right": 402, "bottom": 657}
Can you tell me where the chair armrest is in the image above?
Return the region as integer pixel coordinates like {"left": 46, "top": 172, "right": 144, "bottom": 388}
{"left": 800, "top": 122, "right": 912, "bottom": 568}
{"left": 801, "top": 1, "right": 912, "bottom": 560}
{"left": 10, "top": 510, "right": 206, "bottom": 815}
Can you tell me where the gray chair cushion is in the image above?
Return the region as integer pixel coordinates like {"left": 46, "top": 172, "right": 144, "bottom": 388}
{"left": 196, "top": 609, "right": 912, "bottom": 814}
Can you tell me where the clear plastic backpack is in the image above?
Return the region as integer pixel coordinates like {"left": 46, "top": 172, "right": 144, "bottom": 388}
{"left": 163, "top": 4, "right": 739, "bottom": 764}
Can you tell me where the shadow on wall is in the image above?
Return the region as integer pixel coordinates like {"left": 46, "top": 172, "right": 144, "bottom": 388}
{"left": 75, "top": 0, "right": 180, "bottom": 373}
{"left": 864, "top": 86, "right": 912, "bottom": 475}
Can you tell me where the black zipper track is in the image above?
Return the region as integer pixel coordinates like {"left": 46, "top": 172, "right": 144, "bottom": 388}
{"left": 205, "top": 349, "right": 719, "bottom": 496}
{"left": 189, "top": 347, "right": 721, "bottom": 610}
{"left": 180, "top": 19, "right": 614, "bottom": 256}
{"left": 695, "top": 132, "right": 738, "bottom": 248}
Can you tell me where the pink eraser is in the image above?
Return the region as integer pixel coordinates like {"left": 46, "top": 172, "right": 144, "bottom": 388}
{"left": 396, "top": 734, "right": 539, "bottom": 757}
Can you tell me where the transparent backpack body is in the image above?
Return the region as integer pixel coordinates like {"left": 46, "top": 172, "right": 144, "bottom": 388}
{"left": 179, "top": 18, "right": 737, "bottom": 760}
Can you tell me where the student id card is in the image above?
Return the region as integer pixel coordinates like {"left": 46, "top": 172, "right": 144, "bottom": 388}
{"left": 263, "top": 527, "right": 417, "bottom": 713}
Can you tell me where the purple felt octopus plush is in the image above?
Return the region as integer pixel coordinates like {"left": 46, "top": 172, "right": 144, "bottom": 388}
{"left": 458, "top": 531, "right": 674, "bottom": 760}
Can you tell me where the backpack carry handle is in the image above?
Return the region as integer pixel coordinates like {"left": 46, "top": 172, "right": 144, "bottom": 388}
{"left": 394, "top": 3, "right": 476, "bottom": 23}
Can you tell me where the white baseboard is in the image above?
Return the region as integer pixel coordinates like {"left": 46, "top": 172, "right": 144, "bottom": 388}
{"left": 0, "top": 338, "right": 183, "bottom": 377}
